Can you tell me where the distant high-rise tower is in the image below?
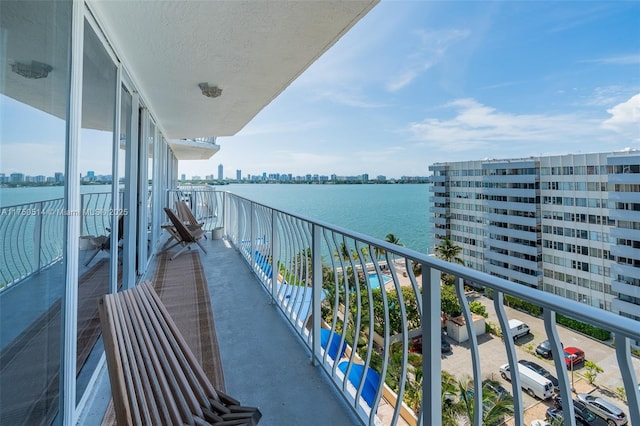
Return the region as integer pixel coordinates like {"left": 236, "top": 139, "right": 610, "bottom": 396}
{"left": 181, "top": 173, "right": 186, "bottom": 181}
{"left": 236, "top": 169, "right": 241, "bottom": 181}
{"left": 218, "top": 164, "right": 223, "bottom": 180}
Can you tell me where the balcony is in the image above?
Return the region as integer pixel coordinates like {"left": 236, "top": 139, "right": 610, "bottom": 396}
{"left": 148, "top": 189, "right": 639, "bottom": 425}
{"left": 167, "top": 138, "right": 221, "bottom": 160}
{"left": 3, "top": 189, "right": 640, "bottom": 425}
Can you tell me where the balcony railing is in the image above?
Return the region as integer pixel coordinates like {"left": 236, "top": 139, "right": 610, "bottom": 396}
{"left": 0, "top": 191, "right": 128, "bottom": 291}
{"left": 0, "top": 198, "right": 64, "bottom": 289}
{"left": 201, "top": 189, "right": 639, "bottom": 426}
{"left": 167, "top": 186, "right": 224, "bottom": 231}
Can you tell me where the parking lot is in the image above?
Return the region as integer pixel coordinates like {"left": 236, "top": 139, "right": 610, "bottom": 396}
{"left": 440, "top": 291, "right": 640, "bottom": 424}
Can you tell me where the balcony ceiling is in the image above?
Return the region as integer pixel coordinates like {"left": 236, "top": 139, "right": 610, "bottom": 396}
{"left": 88, "top": 0, "right": 379, "bottom": 140}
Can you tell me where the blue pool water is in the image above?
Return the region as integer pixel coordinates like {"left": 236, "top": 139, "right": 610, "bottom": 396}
{"left": 368, "top": 273, "right": 392, "bottom": 290}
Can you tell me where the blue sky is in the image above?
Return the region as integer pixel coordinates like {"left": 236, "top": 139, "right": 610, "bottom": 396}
{"left": 185, "top": 0, "right": 640, "bottom": 179}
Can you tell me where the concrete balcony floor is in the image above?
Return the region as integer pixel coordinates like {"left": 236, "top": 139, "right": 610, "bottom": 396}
{"left": 199, "top": 236, "right": 361, "bottom": 425}
{"left": 81, "top": 235, "right": 362, "bottom": 425}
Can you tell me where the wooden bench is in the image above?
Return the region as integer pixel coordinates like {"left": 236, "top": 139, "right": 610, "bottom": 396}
{"left": 98, "top": 281, "right": 261, "bottom": 425}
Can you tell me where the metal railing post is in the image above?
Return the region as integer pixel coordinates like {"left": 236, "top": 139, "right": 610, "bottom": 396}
{"left": 616, "top": 334, "right": 640, "bottom": 426}
{"left": 455, "top": 275, "right": 482, "bottom": 426}
{"left": 270, "top": 209, "right": 278, "bottom": 303}
{"left": 250, "top": 202, "right": 255, "bottom": 271}
{"left": 495, "top": 291, "right": 525, "bottom": 426}
{"left": 422, "top": 264, "right": 441, "bottom": 425}
{"left": 311, "top": 223, "right": 322, "bottom": 366}
{"left": 33, "top": 201, "right": 43, "bottom": 272}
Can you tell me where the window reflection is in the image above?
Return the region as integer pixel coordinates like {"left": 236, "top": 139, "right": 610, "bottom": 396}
{"left": 0, "top": 0, "right": 71, "bottom": 423}
{"left": 76, "top": 19, "right": 117, "bottom": 400}
{"left": 148, "top": 119, "right": 155, "bottom": 259}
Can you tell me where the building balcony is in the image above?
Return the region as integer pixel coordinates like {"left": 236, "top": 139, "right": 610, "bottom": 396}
{"left": 167, "top": 138, "right": 221, "bottom": 160}
{"left": 608, "top": 191, "right": 640, "bottom": 203}
{"left": 609, "top": 208, "right": 640, "bottom": 223}
{"left": 610, "top": 243, "right": 640, "bottom": 261}
{"left": 486, "top": 213, "right": 538, "bottom": 229}
{"left": 482, "top": 174, "right": 538, "bottom": 184}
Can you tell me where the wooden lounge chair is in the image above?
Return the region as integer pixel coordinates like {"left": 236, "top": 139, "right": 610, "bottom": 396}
{"left": 84, "top": 215, "right": 124, "bottom": 266}
{"left": 163, "top": 207, "right": 207, "bottom": 260}
{"left": 176, "top": 200, "right": 207, "bottom": 238}
{"left": 98, "top": 281, "right": 261, "bottom": 425}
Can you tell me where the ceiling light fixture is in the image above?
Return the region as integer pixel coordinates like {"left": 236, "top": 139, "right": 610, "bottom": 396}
{"left": 198, "top": 83, "right": 222, "bottom": 98}
{"left": 11, "top": 61, "right": 52, "bottom": 79}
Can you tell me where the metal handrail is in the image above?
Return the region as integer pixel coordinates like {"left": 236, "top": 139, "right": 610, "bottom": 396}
{"left": 0, "top": 191, "right": 124, "bottom": 291}
{"left": 219, "top": 190, "right": 639, "bottom": 426}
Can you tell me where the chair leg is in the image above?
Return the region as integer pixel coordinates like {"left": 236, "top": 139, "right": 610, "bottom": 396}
{"left": 196, "top": 240, "right": 208, "bottom": 254}
{"left": 170, "top": 244, "right": 190, "bottom": 261}
{"left": 164, "top": 239, "right": 181, "bottom": 251}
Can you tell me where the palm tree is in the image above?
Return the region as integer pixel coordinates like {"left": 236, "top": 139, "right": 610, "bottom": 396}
{"left": 374, "top": 233, "right": 402, "bottom": 259}
{"left": 385, "top": 233, "right": 403, "bottom": 246}
{"left": 434, "top": 237, "right": 463, "bottom": 264}
{"left": 335, "top": 242, "right": 359, "bottom": 262}
{"left": 435, "top": 237, "right": 463, "bottom": 286}
{"left": 455, "top": 376, "right": 514, "bottom": 426}
{"left": 442, "top": 370, "right": 463, "bottom": 425}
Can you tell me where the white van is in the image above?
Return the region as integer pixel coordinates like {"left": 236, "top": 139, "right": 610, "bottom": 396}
{"left": 499, "top": 363, "right": 554, "bottom": 400}
{"left": 508, "top": 319, "right": 530, "bottom": 341}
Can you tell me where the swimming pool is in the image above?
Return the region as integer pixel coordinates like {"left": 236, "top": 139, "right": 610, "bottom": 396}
{"left": 368, "top": 273, "right": 392, "bottom": 290}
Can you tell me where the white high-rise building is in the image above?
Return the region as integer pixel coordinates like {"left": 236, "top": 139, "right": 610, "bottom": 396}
{"left": 429, "top": 150, "right": 640, "bottom": 320}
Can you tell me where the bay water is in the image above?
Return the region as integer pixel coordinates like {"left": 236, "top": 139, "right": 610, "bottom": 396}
{"left": 221, "top": 183, "right": 433, "bottom": 254}
{"left": 1, "top": 183, "right": 434, "bottom": 254}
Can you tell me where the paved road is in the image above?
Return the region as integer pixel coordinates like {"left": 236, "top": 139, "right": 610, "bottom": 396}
{"left": 441, "top": 291, "right": 640, "bottom": 422}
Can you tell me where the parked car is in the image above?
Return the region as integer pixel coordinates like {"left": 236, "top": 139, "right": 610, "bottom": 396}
{"left": 441, "top": 334, "right": 452, "bottom": 353}
{"left": 484, "top": 380, "right": 510, "bottom": 399}
{"left": 508, "top": 319, "right": 531, "bottom": 341}
{"left": 499, "top": 363, "right": 554, "bottom": 400}
{"left": 546, "top": 407, "right": 568, "bottom": 424}
{"left": 409, "top": 334, "right": 452, "bottom": 354}
{"left": 536, "top": 339, "right": 553, "bottom": 359}
{"left": 519, "top": 359, "right": 559, "bottom": 390}
{"left": 552, "top": 397, "right": 608, "bottom": 425}
{"left": 575, "top": 394, "right": 628, "bottom": 425}
{"left": 564, "top": 347, "right": 585, "bottom": 368}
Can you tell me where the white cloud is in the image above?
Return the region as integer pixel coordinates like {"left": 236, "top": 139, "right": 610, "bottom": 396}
{"left": 584, "top": 86, "right": 635, "bottom": 107}
{"left": 582, "top": 54, "right": 640, "bottom": 65}
{"left": 386, "top": 28, "right": 470, "bottom": 92}
{"left": 602, "top": 93, "right": 640, "bottom": 142}
{"left": 408, "top": 98, "right": 619, "bottom": 157}
{"left": 235, "top": 118, "right": 327, "bottom": 137}
{"left": 315, "top": 90, "right": 387, "bottom": 108}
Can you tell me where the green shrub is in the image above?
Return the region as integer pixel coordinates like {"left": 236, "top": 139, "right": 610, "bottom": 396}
{"left": 556, "top": 314, "right": 611, "bottom": 341}
{"left": 469, "top": 300, "right": 488, "bottom": 318}
{"left": 486, "top": 321, "right": 502, "bottom": 337}
{"left": 583, "top": 360, "right": 604, "bottom": 385}
{"left": 441, "top": 284, "right": 462, "bottom": 317}
{"left": 503, "top": 295, "right": 542, "bottom": 316}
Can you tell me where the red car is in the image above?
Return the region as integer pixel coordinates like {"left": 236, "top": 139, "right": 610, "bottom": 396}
{"left": 564, "top": 347, "right": 585, "bottom": 368}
